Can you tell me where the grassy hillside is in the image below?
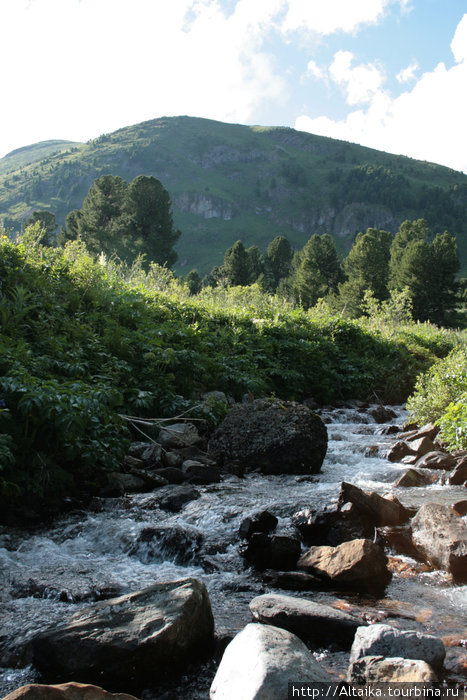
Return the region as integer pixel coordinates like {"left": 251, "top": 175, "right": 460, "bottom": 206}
{"left": 0, "top": 140, "right": 80, "bottom": 177}
{"left": 1, "top": 116, "right": 466, "bottom": 275}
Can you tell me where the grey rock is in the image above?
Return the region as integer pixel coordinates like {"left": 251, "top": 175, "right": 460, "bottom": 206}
{"left": 158, "top": 422, "right": 200, "bottom": 449}
{"left": 158, "top": 485, "right": 200, "bottom": 512}
{"left": 153, "top": 467, "right": 186, "bottom": 484}
{"left": 32, "top": 579, "right": 214, "bottom": 688}
{"left": 349, "top": 624, "right": 446, "bottom": 670}
{"left": 1, "top": 682, "right": 139, "bottom": 700}
{"left": 414, "top": 451, "right": 457, "bottom": 471}
{"left": 249, "top": 593, "right": 362, "bottom": 649}
{"left": 182, "top": 460, "right": 221, "bottom": 484}
{"left": 348, "top": 655, "right": 438, "bottom": 683}
{"left": 411, "top": 503, "right": 467, "bottom": 582}
{"left": 210, "top": 623, "right": 331, "bottom": 699}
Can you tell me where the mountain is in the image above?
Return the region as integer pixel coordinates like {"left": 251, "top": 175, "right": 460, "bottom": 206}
{"left": 1, "top": 116, "right": 466, "bottom": 275}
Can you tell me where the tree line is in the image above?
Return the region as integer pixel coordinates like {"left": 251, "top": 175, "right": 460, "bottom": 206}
{"left": 23, "top": 173, "right": 463, "bottom": 327}
{"left": 188, "top": 220, "right": 461, "bottom": 326}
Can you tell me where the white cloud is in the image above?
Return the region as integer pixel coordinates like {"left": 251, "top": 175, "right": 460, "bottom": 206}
{"left": 0, "top": 0, "right": 286, "bottom": 155}
{"left": 329, "top": 51, "right": 385, "bottom": 105}
{"left": 295, "top": 13, "right": 467, "bottom": 173}
{"left": 306, "top": 59, "right": 327, "bottom": 81}
{"left": 281, "top": 0, "right": 390, "bottom": 35}
{"left": 396, "top": 61, "right": 419, "bottom": 83}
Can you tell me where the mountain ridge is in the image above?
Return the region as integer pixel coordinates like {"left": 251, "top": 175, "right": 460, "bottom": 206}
{"left": 1, "top": 115, "right": 466, "bottom": 274}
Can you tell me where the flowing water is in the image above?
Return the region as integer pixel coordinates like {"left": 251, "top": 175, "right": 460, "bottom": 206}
{"left": 0, "top": 405, "right": 466, "bottom": 698}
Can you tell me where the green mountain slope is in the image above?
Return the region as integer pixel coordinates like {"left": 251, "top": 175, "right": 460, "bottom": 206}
{"left": 1, "top": 116, "right": 466, "bottom": 275}
{"left": 0, "top": 140, "right": 80, "bottom": 177}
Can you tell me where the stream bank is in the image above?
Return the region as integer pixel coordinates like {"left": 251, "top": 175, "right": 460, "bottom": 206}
{"left": 0, "top": 404, "right": 466, "bottom": 698}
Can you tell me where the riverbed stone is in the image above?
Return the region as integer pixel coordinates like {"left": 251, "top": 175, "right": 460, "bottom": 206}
{"left": 239, "top": 510, "right": 278, "bottom": 539}
{"left": 157, "top": 485, "right": 200, "bottom": 512}
{"left": 31, "top": 578, "right": 214, "bottom": 688}
{"left": 158, "top": 422, "right": 201, "bottom": 449}
{"left": 414, "top": 451, "right": 457, "bottom": 471}
{"left": 349, "top": 624, "right": 446, "bottom": 670}
{"left": 1, "top": 683, "right": 139, "bottom": 700}
{"left": 394, "top": 469, "right": 432, "bottom": 487}
{"left": 240, "top": 533, "right": 301, "bottom": 570}
{"left": 387, "top": 441, "right": 418, "bottom": 463}
{"left": 128, "top": 525, "right": 203, "bottom": 565}
{"left": 181, "top": 460, "right": 221, "bottom": 484}
{"left": 448, "top": 456, "right": 467, "bottom": 485}
{"left": 368, "top": 406, "right": 397, "bottom": 423}
{"left": 209, "top": 623, "right": 331, "bottom": 699}
{"left": 411, "top": 503, "right": 467, "bottom": 582}
{"left": 348, "top": 656, "right": 438, "bottom": 683}
{"left": 208, "top": 399, "right": 327, "bottom": 475}
{"left": 298, "top": 539, "right": 392, "bottom": 592}
{"left": 338, "top": 482, "right": 410, "bottom": 526}
{"left": 249, "top": 593, "right": 362, "bottom": 648}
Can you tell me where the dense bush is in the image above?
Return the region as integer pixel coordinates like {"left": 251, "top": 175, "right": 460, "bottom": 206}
{"left": 0, "top": 231, "right": 460, "bottom": 505}
{"left": 407, "top": 348, "right": 467, "bottom": 450}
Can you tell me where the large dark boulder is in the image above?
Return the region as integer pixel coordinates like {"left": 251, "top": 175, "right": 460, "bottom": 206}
{"left": 208, "top": 399, "right": 327, "bottom": 475}
{"left": 240, "top": 533, "right": 301, "bottom": 570}
{"left": 31, "top": 579, "right": 214, "bottom": 690}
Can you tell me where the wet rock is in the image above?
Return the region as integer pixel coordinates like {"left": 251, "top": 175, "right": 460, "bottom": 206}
{"left": 411, "top": 503, "right": 467, "bottom": 582}
{"left": 177, "top": 445, "right": 216, "bottom": 464}
{"left": 158, "top": 422, "right": 201, "bottom": 449}
{"left": 349, "top": 624, "right": 446, "bottom": 670}
{"left": 238, "top": 511, "right": 278, "bottom": 540}
{"left": 448, "top": 456, "right": 467, "bottom": 485}
{"left": 377, "top": 526, "right": 425, "bottom": 561}
{"left": 128, "top": 441, "right": 162, "bottom": 462}
{"left": 414, "top": 451, "right": 458, "bottom": 471}
{"left": 104, "top": 472, "right": 150, "bottom": 494}
{"left": 153, "top": 467, "right": 186, "bottom": 484}
{"left": 291, "top": 505, "right": 373, "bottom": 546}
{"left": 158, "top": 485, "right": 200, "bottom": 512}
{"left": 249, "top": 593, "right": 362, "bottom": 649}
{"left": 161, "top": 451, "right": 183, "bottom": 468}
{"left": 298, "top": 539, "right": 392, "bottom": 593}
{"left": 127, "top": 470, "right": 168, "bottom": 490}
{"left": 348, "top": 656, "right": 438, "bottom": 683}
{"left": 261, "top": 570, "right": 331, "bottom": 591}
{"left": 129, "top": 525, "right": 203, "bottom": 565}
{"left": 210, "top": 623, "right": 331, "bottom": 699}
{"left": 394, "top": 469, "right": 432, "bottom": 487}
{"left": 32, "top": 579, "right": 214, "bottom": 689}
{"left": 452, "top": 500, "right": 467, "bottom": 516}
{"left": 182, "top": 460, "right": 221, "bottom": 484}
{"left": 368, "top": 406, "right": 397, "bottom": 423}
{"left": 401, "top": 423, "right": 440, "bottom": 443}
{"left": 338, "top": 482, "right": 410, "bottom": 526}
{"left": 376, "top": 425, "right": 401, "bottom": 436}
{"left": 240, "top": 533, "right": 301, "bottom": 570}
{"left": 1, "top": 683, "right": 138, "bottom": 700}
{"left": 387, "top": 441, "right": 418, "bottom": 463}
{"left": 409, "top": 436, "right": 438, "bottom": 457}
{"left": 400, "top": 454, "right": 420, "bottom": 466}
{"left": 10, "top": 577, "right": 122, "bottom": 604}
{"left": 208, "top": 399, "right": 328, "bottom": 475}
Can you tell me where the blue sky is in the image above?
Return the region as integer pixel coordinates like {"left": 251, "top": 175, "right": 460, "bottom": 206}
{"left": 1, "top": 0, "right": 466, "bottom": 171}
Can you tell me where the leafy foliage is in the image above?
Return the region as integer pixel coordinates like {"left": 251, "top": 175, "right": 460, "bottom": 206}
{"left": 0, "top": 231, "right": 460, "bottom": 506}
{"left": 407, "top": 348, "right": 467, "bottom": 449}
